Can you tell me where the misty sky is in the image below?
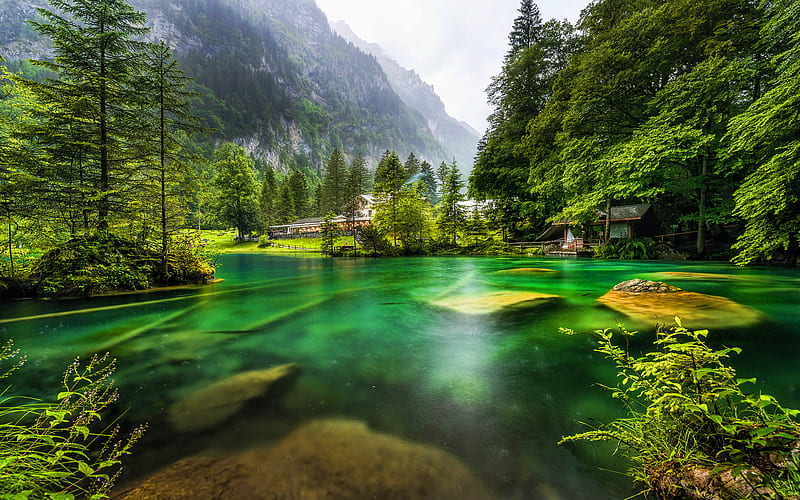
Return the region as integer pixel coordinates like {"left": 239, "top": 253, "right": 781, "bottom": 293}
{"left": 314, "top": 0, "right": 588, "bottom": 135}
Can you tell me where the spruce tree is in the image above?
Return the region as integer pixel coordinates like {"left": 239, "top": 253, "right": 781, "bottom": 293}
{"left": 404, "top": 152, "right": 421, "bottom": 179}
{"left": 258, "top": 167, "right": 278, "bottom": 232}
{"left": 143, "top": 40, "right": 200, "bottom": 277}
{"left": 373, "top": 151, "right": 407, "bottom": 246}
{"left": 320, "top": 148, "right": 347, "bottom": 214}
{"left": 20, "top": 0, "right": 151, "bottom": 231}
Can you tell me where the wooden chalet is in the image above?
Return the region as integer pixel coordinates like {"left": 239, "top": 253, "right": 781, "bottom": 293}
{"left": 535, "top": 203, "right": 657, "bottom": 254}
{"left": 269, "top": 194, "right": 377, "bottom": 239}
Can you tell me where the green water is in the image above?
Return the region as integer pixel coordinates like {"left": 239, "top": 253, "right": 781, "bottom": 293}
{"left": 1, "top": 255, "right": 799, "bottom": 498}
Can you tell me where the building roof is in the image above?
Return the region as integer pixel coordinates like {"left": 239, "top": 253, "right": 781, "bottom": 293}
{"left": 601, "top": 203, "right": 652, "bottom": 221}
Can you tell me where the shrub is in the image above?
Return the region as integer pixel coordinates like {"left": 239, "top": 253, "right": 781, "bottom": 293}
{"left": 0, "top": 340, "right": 145, "bottom": 499}
{"left": 560, "top": 321, "right": 800, "bottom": 499}
{"left": 593, "top": 238, "right": 655, "bottom": 260}
{"left": 28, "top": 232, "right": 214, "bottom": 296}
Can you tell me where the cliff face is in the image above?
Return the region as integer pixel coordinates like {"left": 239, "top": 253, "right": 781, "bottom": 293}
{"left": 0, "top": 0, "right": 460, "bottom": 173}
{"left": 331, "top": 20, "right": 480, "bottom": 175}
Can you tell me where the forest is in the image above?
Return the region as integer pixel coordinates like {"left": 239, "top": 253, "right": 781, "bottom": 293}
{"left": 3, "top": 0, "right": 800, "bottom": 299}
{"left": 470, "top": 0, "right": 800, "bottom": 265}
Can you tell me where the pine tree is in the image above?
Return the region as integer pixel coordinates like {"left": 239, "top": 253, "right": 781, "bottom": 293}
{"left": 320, "top": 148, "right": 347, "bottom": 214}
{"left": 404, "top": 152, "right": 421, "bottom": 179}
{"left": 258, "top": 167, "right": 278, "bottom": 232}
{"left": 373, "top": 151, "right": 407, "bottom": 246}
{"left": 143, "top": 40, "right": 200, "bottom": 277}
{"left": 436, "top": 162, "right": 466, "bottom": 245}
{"left": 19, "top": 0, "right": 151, "bottom": 231}
{"left": 288, "top": 170, "right": 310, "bottom": 219}
{"left": 419, "top": 160, "right": 437, "bottom": 203}
{"left": 507, "top": 0, "right": 542, "bottom": 59}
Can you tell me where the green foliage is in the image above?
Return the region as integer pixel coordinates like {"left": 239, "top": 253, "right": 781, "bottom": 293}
{"left": 0, "top": 341, "right": 146, "bottom": 499}
{"left": 727, "top": 0, "right": 800, "bottom": 266}
{"left": 28, "top": 231, "right": 213, "bottom": 297}
{"left": 593, "top": 238, "right": 655, "bottom": 260}
{"left": 560, "top": 322, "right": 800, "bottom": 498}
{"left": 211, "top": 143, "right": 259, "bottom": 241}
{"left": 320, "top": 211, "right": 338, "bottom": 256}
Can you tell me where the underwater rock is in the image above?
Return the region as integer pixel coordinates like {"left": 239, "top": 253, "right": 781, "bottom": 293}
{"left": 111, "top": 418, "right": 492, "bottom": 500}
{"left": 431, "top": 290, "right": 560, "bottom": 315}
{"left": 598, "top": 280, "right": 762, "bottom": 329}
{"left": 167, "top": 363, "right": 299, "bottom": 433}
{"left": 652, "top": 271, "right": 742, "bottom": 281}
{"left": 496, "top": 268, "right": 557, "bottom": 274}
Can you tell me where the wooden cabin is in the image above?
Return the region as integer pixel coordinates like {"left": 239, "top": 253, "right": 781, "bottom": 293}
{"left": 535, "top": 203, "right": 657, "bottom": 253}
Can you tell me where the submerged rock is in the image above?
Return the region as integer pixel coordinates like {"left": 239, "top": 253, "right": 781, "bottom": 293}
{"left": 112, "top": 418, "right": 492, "bottom": 500}
{"left": 652, "top": 271, "right": 743, "bottom": 281}
{"left": 167, "top": 363, "right": 299, "bottom": 433}
{"left": 431, "top": 290, "right": 560, "bottom": 315}
{"left": 598, "top": 279, "right": 762, "bottom": 329}
{"left": 496, "top": 268, "right": 557, "bottom": 274}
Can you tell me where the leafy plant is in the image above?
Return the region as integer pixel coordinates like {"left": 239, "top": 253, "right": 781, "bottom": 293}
{"left": 560, "top": 321, "right": 800, "bottom": 499}
{"left": 0, "top": 340, "right": 146, "bottom": 499}
{"left": 593, "top": 238, "right": 655, "bottom": 260}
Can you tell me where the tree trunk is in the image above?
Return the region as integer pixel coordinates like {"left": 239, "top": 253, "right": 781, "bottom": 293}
{"left": 604, "top": 198, "right": 612, "bottom": 244}
{"left": 160, "top": 73, "right": 168, "bottom": 281}
{"left": 7, "top": 217, "right": 13, "bottom": 278}
{"left": 98, "top": 18, "right": 109, "bottom": 231}
{"left": 697, "top": 156, "right": 709, "bottom": 257}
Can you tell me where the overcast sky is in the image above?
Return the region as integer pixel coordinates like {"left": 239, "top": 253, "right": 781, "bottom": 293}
{"left": 314, "top": 0, "right": 588, "bottom": 135}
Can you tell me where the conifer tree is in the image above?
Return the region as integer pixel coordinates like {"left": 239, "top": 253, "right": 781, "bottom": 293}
{"left": 143, "top": 40, "right": 200, "bottom": 277}
{"left": 373, "top": 150, "right": 407, "bottom": 246}
{"left": 419, "top": 160, "right": 438, "bottom": 203}
{"left": 19, "top": 0, "right": 151, "bottom": 231}
{"left": 288, "top": 170, "right": 310, "bottom": 218}
{"left": 320, "top": 148, "right": 347, "bottom": 214}
{"left": 258, "top": 167, "right": 278, "bottom": 232}
{"left": 404, "top": 152, "right": 421, "bottom": 179}
{"left": 436, "top": 162, "right": 466, "bottom": 245}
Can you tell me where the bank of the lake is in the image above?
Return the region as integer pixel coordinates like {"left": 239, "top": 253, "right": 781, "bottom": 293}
{"left": 1, "top": 255, "right": 798, "bottom": 498}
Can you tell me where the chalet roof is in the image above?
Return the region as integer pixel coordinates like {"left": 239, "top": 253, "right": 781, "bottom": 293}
{"left": 601, "top": 203, "right": 652, "bottom": 221}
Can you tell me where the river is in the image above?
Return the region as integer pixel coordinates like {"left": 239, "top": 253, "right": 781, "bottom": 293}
{"left": 1, "top": 255, "right": 799, "bottom": 498}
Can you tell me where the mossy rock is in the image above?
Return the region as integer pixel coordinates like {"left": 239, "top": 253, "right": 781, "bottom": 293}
{"left": 496, "top": 268, "right": 557, "bottom": 274}
{"left": 598, "top": 279, "right": 763, "bottom": 329}
{"left": 431, "top": 290, "right": 561, "bottom": 315}
{"left": 29, "top": 232, "right": 214, "bottom": 297}
{"left": 112, "top": 418, "right": 492, "bottom": 500}
{"left": 167, "top": 363, "right": 300, "bottom": 433}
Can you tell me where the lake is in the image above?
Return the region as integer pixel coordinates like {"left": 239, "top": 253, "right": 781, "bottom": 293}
{"left": 1, "top": 255, "right": 799, "bottom": 498}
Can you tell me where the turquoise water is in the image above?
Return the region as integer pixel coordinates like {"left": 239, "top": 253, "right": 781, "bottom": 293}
{"left": 1, "top": 255, "right": 799, "bottom": 498}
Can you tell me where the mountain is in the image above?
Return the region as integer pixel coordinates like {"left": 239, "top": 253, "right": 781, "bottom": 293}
{"left": 0, "top": 0, "right": 465, "bottom": 175}
{"left": 330, "top": 21, "right": 480, "bottom": 176}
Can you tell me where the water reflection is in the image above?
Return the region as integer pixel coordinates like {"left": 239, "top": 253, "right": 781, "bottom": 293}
{"left": 1, "top": 255, "right": 798, "bottom": 498}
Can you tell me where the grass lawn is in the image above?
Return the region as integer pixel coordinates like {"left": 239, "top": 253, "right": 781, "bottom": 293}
{"left": 195, "top": 230, "right": 355, "bottom": 256}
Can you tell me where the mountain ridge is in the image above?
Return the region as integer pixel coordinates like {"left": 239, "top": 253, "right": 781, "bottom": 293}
{"left": 0, "top": 0, "right": 473, "bottom": 175}
{"left": 330, "top": 20, "right": 479, "bottom": 175}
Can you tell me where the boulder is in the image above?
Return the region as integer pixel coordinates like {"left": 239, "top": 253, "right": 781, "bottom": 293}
{"left": 431, "top": 290, "right": 560, "bottom": 315}
{"left": 167, "top": 363, "right": 299, "bottom": 433}
{"left": 598, "top": 280, "right": 762, "bottom": 329}
{"left": 112, "top": 418, "right": 493, "bottom": 500}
